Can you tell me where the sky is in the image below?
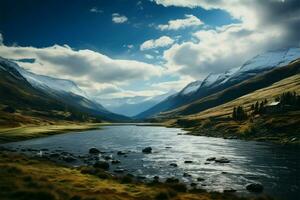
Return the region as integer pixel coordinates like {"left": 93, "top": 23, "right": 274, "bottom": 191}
{"left": 0, "top": 0, "right": 299, "bottom": 106}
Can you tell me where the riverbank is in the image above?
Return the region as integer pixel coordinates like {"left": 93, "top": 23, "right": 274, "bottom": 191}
{"left": 0, "top": 122, "right": 109, "bottom": 144}
{"left": 163, "top": 110, "right": 300, "bottom": 145}
{"left": 0, "top": 150, "right": 272, "bottom": 200}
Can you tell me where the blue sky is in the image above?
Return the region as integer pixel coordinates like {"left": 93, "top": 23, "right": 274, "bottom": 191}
{"left": 0, "top": 0, "right": 298, "bottom": 106}
{"left": 0, "top": 0, "right": 234, "bottom": 61}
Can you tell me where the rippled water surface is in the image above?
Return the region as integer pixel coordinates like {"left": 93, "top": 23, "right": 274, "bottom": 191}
{"left": 3, "top": 125, "right": 300, "bottom": 200}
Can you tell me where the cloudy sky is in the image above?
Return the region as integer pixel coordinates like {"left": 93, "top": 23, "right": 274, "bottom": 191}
{"left": 0, "top": 0, "right": 299, "bottom": 105}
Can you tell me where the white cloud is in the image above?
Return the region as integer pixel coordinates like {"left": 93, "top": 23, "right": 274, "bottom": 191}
{"left": 151, "top": 78, "right": 193, "bottom": 92}
{"left": 127, "top": 44, "right": 134, "bottom": 49}
{"left": 90, "top": 7, "right": 103, "bottom": 13}
{"left": 157, "top": 14, "right": 204, "bottom": 31}
{"left": 163, "top": 23, "right": 283, "bottom": 78}
{"left": 140, "top": 36, "right": 174, "bottom": 51}
{"left": 145, "top": 54, "right": 154, "bottom": 59}
{"left": 0, "top": 43, "right": 163, "bottom": 88}
{"left": 154, "top": 0, "right": 300, "bottom": 79}
{"left": 112, "top": 13, "right": 128, "bottom": 24}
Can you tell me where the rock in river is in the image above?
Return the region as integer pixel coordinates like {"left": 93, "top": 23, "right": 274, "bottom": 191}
{"left": 62, "top": 156, "right": 76, "bottom": 162}
{"left": 114, "top": 169, "right": 125, "bottom": 173}
{"left": 169, "top": 163, "right": 178, "bottom": 167}
{"left": 215, "top": 157, "right": 230, "bottom": 163}
{"left": 206, "top": 157, "right": 216, "bottom": 161}
{"left": 93, "top": 161, "right": 109, "bottom": 170}
{"left": 111, "top": 159, "right": 121, "bottom": 164}
{"left": 117, "top": 151, "right": 126, "bottom": 155}
{"left": 142, "top": 147, "right": 152, "bottom": 153}
{"left": 89, "top": 147, "right": 100, "bottom": 154}
{"left": 246, "top": 183, "right": 264, "bottom": 193}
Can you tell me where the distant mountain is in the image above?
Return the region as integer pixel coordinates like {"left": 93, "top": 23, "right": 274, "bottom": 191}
{"left": 136, "top": 48, "right": 300, "bottom": 119}
{"left": 101, "top": 91, "right": 176, "bottom": 117}
{"left": 0, "top": 57, "right": 129, "bottom": 123}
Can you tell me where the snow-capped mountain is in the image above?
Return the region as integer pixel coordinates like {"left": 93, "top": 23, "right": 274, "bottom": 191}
{"left": 15, "top": 66, "right": 89, "bottom": 99}
{"left": 136, "top": 47, "right": 300, "bottom": 119}
{"left": 100, "top": 90, "right": 177, "bottom": 117}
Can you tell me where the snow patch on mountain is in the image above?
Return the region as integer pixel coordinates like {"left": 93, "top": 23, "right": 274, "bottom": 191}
{"left": 239, "top": 48, "right": 300, "bottom": 72}
{"left": 16, "top": 65, "right": 88, "bottom": 99}
{"left": 180, "top": 80, "right": 202, "bottom": 95}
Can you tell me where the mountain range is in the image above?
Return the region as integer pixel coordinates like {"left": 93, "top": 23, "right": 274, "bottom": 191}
{"left": 0, "top": 57, "right": 129, "bottom": 126}
{"left": 135, "top": 48, "right": 300, "bottom": 119}
{"left": 1, "top": 47, "right": 300, "bottom": 127}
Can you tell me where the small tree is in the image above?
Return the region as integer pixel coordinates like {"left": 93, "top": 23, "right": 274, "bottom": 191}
{"left": 254, "top": 101, "right": 259, "bottom": 113}
{"left": 232, "top": 107, "right": 237, "bottom": 119}
{"left": 232, "top": 106, "right": 247, "bottom": 121}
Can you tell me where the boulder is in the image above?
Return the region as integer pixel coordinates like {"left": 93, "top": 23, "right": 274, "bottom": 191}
{"left": 224, "top": 189, "right": 237, "bottom": 193}
{"left": 89, "top": 148, "right": 100, "bottom": 154}
{"left": 190, "top": 183, "right": 197, "bottom": 187}
{"left": 62, "top": 156, "right": 76, "bottom": 162}
{"left": 142, "top": 147, "right": 152, "bottom": 153}
{"left": 206, "top": 157, "right": 216, "bottom": 161}
{"left": 165, "top": 177, "right": 179, "bottom": 183}
{"left": 184, "top": 160, "right": 193, "bottom": 164}
{"left": 183, "top": 172, "right": 191, "bottom": 177}
{"left": 93, "top": 161, "right": 109, "bottom": 170}
{"left": 246, "top": 183, "right": 264, "bottom": 193}
{"left": 111, "top": 160, "right": 121, "bottom": 164}
{"left": 114, "top": 169, "right": 125, "bottom": 173}
{"left": 117, "top": 151, "right": 126, "bottom": 155}
{"left": 215, "top": 157, "right": 230, "bottom": 163}
{"left": 169, "top": 163, "right": 178, "bottom": 167}
{"left": 197, "top": 177, "right": 205, "bottom": 182}
{"left": 104, "top": 155, "right": 113, "bottom": 160}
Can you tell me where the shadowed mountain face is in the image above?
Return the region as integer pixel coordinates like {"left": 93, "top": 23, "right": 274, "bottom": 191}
{"left": 0, "top": 57, "right": 130, "bottom": 124}
{"left": 135, "top": 48, "right": 300, "bottom": 119}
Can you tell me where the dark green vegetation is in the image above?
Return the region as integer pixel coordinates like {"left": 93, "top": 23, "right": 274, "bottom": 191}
{"left": 232, "top": 91, "right": 300, "bottom": 121}
{"left": 0, "top": 151, "right": 273, "bottom": 200}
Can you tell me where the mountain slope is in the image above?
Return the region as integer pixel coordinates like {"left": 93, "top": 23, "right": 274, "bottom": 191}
{"left": 0, "top": 58, "right": 75, "bottom": 126}
{"left": 160, "top": 59, "right": 300, "bottom": 118}
{"left": 0, "top": 58, "right": 129, "bottom": 126}
{"left": 165, "top": 71, "right": 300, "bottom": 144}
{"left": 136, "top": 48, "right": 300, "bottom": 119}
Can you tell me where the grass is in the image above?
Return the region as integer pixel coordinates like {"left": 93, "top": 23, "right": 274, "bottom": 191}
{"left": 0, "top": 122, "right": 110, "bottom": 144}
{"left": 164, "top": 74, "right": 300, "bottom": 144}
{"left": 0, "top": 151, "right": 272, "bottom": 200}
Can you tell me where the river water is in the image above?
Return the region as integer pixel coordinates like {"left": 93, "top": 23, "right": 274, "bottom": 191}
{"left": 2, "top": 125, "right": 299, "bottom": 200}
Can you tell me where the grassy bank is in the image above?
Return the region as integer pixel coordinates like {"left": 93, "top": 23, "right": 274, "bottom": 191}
{"left": 0, "top": 151, "right": 272, "bottom": 200}
{"left": 0, "top": 123, "right": 109, "bottom": 144}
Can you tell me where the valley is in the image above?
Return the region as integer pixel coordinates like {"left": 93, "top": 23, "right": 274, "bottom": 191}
{"left": 1, "top": 1, "right": 300, "bottom": 200}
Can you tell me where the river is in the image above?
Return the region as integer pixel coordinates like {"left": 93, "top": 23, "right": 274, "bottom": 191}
{"left": 2, "top": 125, "right": 299, "bottom": 200}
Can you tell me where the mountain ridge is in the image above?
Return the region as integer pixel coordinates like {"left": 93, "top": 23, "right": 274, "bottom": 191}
{"left": 135, "top": 48, "right": 300, "bottom": 119}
